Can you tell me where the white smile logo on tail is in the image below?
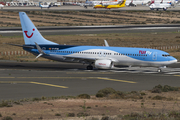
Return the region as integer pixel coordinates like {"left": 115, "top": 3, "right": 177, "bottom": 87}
{"left": 24, "top": 28, "right": 35, "bottom": 38}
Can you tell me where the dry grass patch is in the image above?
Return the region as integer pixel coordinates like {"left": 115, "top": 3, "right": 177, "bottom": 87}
{"left": 1, "top": 11, "right": 180, "bottom": 27}
{"left": 0, "top": 86, "right": 180, "bottom": 120}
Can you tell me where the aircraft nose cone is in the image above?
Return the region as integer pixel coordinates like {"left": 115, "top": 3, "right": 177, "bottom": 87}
{"left": 175, "top": 59, "right": 178, "bottom": 63}
{"left": 170, "top": 57, "right": 178, "bottom": 63}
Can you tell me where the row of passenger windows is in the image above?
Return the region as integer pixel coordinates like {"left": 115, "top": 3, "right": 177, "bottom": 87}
{"left": 50, "top": 51, "right": 148, "bottom": 56}
{"left": 51, "top": 51, "right": 106, "bottom": 54}
{"left": 114, "top": 53, "right": 147, "bottom": 56}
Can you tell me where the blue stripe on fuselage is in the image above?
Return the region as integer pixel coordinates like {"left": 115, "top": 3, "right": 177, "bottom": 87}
{"left": 23, "top": 45, "right": 173, "bottom": 62}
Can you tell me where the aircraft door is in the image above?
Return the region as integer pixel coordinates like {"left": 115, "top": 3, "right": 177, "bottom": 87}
{"left": 103, "top": 51, "right": 106, "bottom": 57}
{"left": 99, "top": 51, "right": 106, "bottom": 57}
{"left": 99, "top": 51, "right": 102, "bottom": 57}
{"left": 152, "top": 52, "right": 157, "bottom": 60}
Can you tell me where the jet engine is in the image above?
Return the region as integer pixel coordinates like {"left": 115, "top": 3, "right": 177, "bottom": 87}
{"left": 95, "top": 59, "right": 113, "bottom": 69}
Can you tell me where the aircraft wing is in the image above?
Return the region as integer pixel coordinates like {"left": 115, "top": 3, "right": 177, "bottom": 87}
{"left": 62, "top": 56, "right": 96, "bottom": 64}
{"left": 62, "top": 55, "right": 118, "bottom": 64}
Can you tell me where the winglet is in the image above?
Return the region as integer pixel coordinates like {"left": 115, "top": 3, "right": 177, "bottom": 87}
{"left": 104, "top": 40, "right": 109, "bottom": 47}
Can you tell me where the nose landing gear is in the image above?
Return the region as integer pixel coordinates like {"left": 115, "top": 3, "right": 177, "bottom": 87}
{"left": 157, "top": 66, "right": 166, "bottom": 73}
{"left": 87, "top": 65, "right": 93, "bottom": 70}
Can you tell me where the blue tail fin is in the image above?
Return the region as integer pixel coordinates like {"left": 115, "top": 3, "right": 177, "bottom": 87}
{"left": 19, "top": 12, "right": 57, "bottom": 45}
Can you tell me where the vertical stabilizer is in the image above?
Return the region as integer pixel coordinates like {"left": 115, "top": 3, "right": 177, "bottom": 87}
{"left": 119, "top": 0, "right": 126, "bottom": 6}
{"left": 151, "top": 0, "right": 154, "bottom": 4}
{"left": 19, "top": 12, "right": 58, "bottom": 45}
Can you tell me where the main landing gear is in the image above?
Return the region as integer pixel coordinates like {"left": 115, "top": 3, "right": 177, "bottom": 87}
{"left": 87, "top": 65, "right": 93, "bottom": 70}
{"left": 157, "top": 69, "right": 162, "bottom": 73}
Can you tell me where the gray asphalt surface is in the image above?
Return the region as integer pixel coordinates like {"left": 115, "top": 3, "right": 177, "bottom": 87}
{"left": 0, "top": 61, "right": 180, "bottom": 100}
{"left": 1, "top": 25, "right": 180, "bottom": 36}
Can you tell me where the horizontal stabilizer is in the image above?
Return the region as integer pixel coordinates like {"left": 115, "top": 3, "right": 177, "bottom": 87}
{"left": 35, "top": 42, "right": 46, "bottom": 59}
{"left": 5, "top": 43, "right": 34, "bottom": 48}
{"left": 36, "top": 53, "right": 43, "bottom": 59}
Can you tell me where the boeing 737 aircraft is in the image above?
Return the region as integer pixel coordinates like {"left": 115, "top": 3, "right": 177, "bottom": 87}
{"left": 94, "top": 0, "right": 126, "bottom": 9}
{"left": 10, "top": 12, "right": 177, "bottom": 72}
{"left": 85, "top": 0, "right": 119, "bottom": 6}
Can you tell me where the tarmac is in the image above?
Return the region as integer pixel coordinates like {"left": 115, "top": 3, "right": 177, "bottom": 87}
{"left": 0, "top": 61, "right": 180, "bottom": 100}
{"left": 0, "top": 6, "right": 180, "bottom": 100}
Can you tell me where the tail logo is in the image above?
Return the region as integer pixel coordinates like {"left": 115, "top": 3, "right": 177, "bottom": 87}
{"left": 24, "top": 28, "right": 35, "bottom": 38}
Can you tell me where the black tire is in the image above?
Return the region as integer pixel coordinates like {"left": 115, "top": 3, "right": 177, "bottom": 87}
{"left": 157, "top": 69, "right": 162, "bottom": 73}
{"left": 87, "top": 66, "right": 93, "bottom": 70}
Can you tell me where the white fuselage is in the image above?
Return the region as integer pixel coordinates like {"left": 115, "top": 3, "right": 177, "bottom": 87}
{"left": 0, "top": 4, "right": 4, "bottom": 7}
{"left": 149, "top": 3, "right": 171, "bottom": 10}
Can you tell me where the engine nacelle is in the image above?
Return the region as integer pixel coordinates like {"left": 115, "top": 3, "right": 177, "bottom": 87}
{"left": 95, "top": 59, "right": 113, "bottom": 69}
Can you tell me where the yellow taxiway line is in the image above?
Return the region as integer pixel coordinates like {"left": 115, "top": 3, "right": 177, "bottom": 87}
{"left": 16, "top": 77, "right": 136, "bottom": 83}
{"left": 30, "top": 82, "right": 68, "bottom": 88}
{"left": 0, "top": 81, "right": 68, "bottom": 88}
{"left": 97, "top": 77, "right": 136, "bottom": 83}
{"left": 174, "top": 75, "right": 180, "bottom": 77}
{"left": 0, "top": 76, "right": 136, "bottom": 89}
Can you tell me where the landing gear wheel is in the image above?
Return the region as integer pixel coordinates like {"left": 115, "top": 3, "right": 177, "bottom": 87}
{"left": 87, "top": 65, "right": 93, "bottom": 70}
{"left": 157, "top": 69, "right": 162, "bottom": 73}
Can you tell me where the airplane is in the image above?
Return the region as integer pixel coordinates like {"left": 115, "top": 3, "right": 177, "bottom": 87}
{"left": 93, "top": 2, "right": 119, "bottom": 8}
{"left": 84, "top": 0, "right": 104, "bottom": 8}
{"left": 84, "top": 0, "right": 120, "bottom": 8}
{"left": 106, "top": 0, "right": 126, "bottom": 8}
{"left": 126, "top": 0, "right": 137, "bottom": 6}
{"left": 8, "top": 12, "right": 177, "bottom": 72}
{"left": 0, "top": 4, "right": 4, "bottom": 8}
{"left": 39, "top": 2, "right": 50, "bottom": 9}
{"left": 85, "top": 0, "right": 118, "bottom": 5}
{"left": 94, "top": 0, "right": 126, "bottom": 9}
{"left": 149, "top": 0, "right": 172, "bottom": 10}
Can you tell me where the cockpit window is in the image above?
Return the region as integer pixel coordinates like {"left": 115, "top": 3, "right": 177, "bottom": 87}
{"left": 162, "top": 54, "right": 170, "bottom": 57}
